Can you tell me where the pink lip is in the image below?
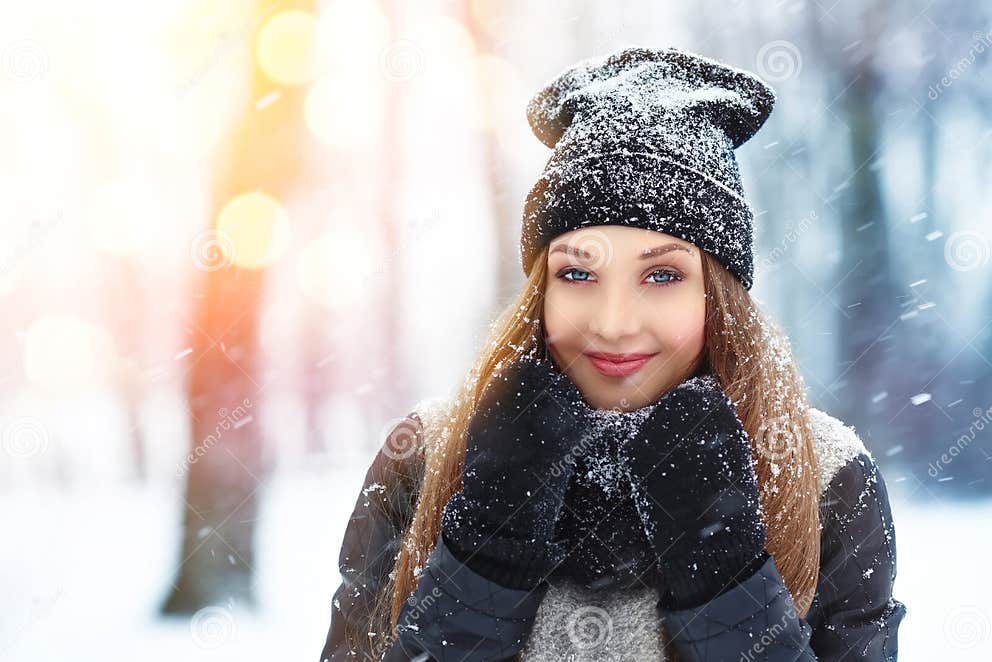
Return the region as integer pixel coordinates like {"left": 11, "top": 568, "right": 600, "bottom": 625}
{"left": 584, "top": 352, "right": 657, "bottom": 377}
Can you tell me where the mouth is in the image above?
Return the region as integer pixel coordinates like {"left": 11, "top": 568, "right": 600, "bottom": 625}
{"left": 584, "top": 351, "right": 658, "bottom": 378}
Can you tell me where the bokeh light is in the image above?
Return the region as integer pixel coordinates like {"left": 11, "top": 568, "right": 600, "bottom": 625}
{"left": 215, "top": 191, "right": 291, "bottom": 269}
{"left": 256, "top": 9, "right": 320, "bottom": 86}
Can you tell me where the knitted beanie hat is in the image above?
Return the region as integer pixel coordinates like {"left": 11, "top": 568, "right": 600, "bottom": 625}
{"left": 520, "top": 45, "right": 776, "bottom": 290}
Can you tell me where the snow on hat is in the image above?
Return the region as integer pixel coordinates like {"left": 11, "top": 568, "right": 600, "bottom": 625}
{"left": 520, "top": 45, "right": 776, "bottom": 290}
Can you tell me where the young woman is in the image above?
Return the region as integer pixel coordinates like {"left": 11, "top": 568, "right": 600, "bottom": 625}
{"left": 318, "top": 46, "right": 906, "bottom": 661}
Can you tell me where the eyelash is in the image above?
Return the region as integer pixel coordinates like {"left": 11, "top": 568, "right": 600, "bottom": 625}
{"left": 555, "top": 267, "right": 684, "bottom": 287}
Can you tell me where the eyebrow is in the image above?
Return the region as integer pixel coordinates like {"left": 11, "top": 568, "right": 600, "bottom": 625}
{"left": 549, "top": 242, "right": 693, "bottom": 261}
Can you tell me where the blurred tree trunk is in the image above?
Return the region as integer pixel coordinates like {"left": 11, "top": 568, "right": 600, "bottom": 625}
{"left": 832, "top": 6, "right": 900, "bottom": 437}
{"left": 162, "top": 0, "right": 313, "bottom": 613}
{"left": 793, "top": 0, "right": 900, "bottom": 435}
{"left": 893, "top": 92, "right": 950, "bottom": 462}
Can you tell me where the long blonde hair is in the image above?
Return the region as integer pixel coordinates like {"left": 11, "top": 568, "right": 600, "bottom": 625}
{"left": 368, "top": 245, "right": 820, "bottom": 658}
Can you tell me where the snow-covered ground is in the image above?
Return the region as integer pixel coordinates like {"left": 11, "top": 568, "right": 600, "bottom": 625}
{"left": 1, "top": 467, "right": 356, "bottom": 662}
{"left": 2, "top": 463, "right": 989, "bottom": 661}
{"left": 886, "top": 494, "right": 992, "bottom": 660}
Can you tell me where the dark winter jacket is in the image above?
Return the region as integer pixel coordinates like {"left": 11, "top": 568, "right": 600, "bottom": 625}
{"left": 318, "top": 395, "right": 907, "bottom": 661}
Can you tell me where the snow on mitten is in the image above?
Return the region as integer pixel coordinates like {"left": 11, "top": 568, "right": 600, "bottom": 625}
{"left": 441, "top": 354, "right": 594, "bottom": 590}
{"left": 620, "top": 373, "right": 769, "bottom": 610}
{"left": 555, "top": 406, "right": 658, "bottom": 589}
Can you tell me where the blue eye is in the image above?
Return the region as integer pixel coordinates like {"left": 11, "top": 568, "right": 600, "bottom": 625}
{"left": 646, "top": 269, "right": 682, "bottom": 285}
{"left": 558, "top": 268, "right": 594, "bottom": 283}
{"left": 556, "top": 267, "right": 683, "bottom": 286}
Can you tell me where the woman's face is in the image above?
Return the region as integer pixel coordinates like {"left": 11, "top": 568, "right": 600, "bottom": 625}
{"left": 543, "top": 225, "right": 707, "bottom": 411}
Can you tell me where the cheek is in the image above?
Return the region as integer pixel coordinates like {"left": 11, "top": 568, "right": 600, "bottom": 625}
{"left": 648, "top": 292, "right": 706, "bottom": 349}
{"left": 668, "top": 316, "right": 705, "bottom": 350}
{"left": 542, "top": 281, "right": 585, "bottom": 343}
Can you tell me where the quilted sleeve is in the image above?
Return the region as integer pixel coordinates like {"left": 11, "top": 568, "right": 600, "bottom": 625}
{"left": 319, "top": 413, "right": 425, "bottom": 661}
{"left": 806, "top": 451, "right": 907, "bottom": 658}
{"left": 385, "top": 530, "right": 549, "bottom": 661}
{"left": 658, "top": 451, "right": 906, "bottom": 660}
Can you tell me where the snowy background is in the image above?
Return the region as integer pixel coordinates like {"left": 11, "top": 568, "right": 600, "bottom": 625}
{"left": 2, "top": 0, "right": 991, "bottom": 660}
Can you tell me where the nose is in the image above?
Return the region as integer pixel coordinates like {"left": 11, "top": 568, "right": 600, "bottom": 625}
{"left": 587, "top": 285, "right": 641, "bottom": 342}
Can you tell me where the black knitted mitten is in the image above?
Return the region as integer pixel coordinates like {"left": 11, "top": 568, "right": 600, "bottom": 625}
{"left": 620, "top": 373, "right": 769, "bottom": 610}
{"left": 441, "top": 354, "right": 594, "bottom": 590}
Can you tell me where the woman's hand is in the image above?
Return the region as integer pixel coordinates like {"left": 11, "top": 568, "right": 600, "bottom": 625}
{"left": 619, "top": 373, "right": 769, "bottom": 609}
{"left": 440, "top": 353, "right": 594, "bottom": 589}
{"left": 553, "top": 405, "right": 659, "bottom": 589}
